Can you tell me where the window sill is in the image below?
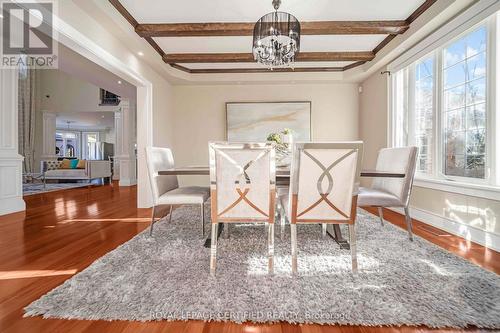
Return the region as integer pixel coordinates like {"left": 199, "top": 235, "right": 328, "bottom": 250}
{"left": 413, "top": 177, "right": 500, "bottom": 201}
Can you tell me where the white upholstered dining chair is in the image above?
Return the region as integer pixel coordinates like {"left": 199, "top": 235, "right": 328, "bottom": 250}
{"left": 208, "top": 142, "right": 276, "bottom": 276}
{"left": 357, "top": 147, "right": 418, "bottom": 241}
{"left": 286, "top": 142, "right": 364, "bottom": 273}
{"left": 145, "top": 147, "right": 210, "bottom": 237}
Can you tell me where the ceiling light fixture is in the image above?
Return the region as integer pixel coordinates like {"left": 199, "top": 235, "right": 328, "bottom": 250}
{"left": 117, "top": 80, "right": 122, "bottom": 84}
{"left": 253, "top": 0, "right": 300, "bottom": 69}
{"left": 138, "top": 51, "right": 144, "bottom": 56}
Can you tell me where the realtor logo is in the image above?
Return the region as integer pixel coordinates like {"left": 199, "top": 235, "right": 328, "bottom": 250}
{"left": 1, "top": 1, "right": 58, "bottom": 68}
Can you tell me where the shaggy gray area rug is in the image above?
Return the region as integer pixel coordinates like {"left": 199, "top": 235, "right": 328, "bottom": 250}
{"left": 25, "top": 206, "right": 500, "bottom": 328}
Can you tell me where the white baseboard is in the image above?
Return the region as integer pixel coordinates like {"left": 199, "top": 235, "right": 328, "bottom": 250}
{"left": 0, "top": 196, "right": 26, "bottom": 216}
{"left": 119, "top": 179, "right": 137, "bottom": 186}
{"left": 0, "top": 155, "right": 25, "bottom": 216}
{"left": 387, "top": 207, "right": 500, "bottom": 252}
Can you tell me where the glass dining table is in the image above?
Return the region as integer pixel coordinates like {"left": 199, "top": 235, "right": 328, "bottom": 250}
{"left": 158, "top": 166, "right": 405, "bottom": 249}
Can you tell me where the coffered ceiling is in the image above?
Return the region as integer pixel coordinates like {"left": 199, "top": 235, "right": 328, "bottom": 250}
{"left": 109, "top": 0, "right": 436, "bottom": 74}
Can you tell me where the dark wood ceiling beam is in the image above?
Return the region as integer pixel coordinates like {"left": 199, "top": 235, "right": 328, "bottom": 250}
{"left": 185, "top": 66, "right": 344, "bottom": 74}
{"left": 372, "top": 0, "right": 437, "bottom": 55}
{"left": 169, "top": 64, "right": 191, "bottom": 73}
{"left": 136, "top": 21, "right": 409, "bottom": 37}
{"left": 109, "top": 0, "right": 138, "bottom": 28}
{"left": 342, "top": 61, "right": 366, "bottom": 71}
{"left": 163, "top": 52, "right": 374, "bottom": 64}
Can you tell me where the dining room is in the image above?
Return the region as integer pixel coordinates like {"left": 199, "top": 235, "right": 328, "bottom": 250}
{"left": 0, "top": 0, "right": 499, "bottom": 332}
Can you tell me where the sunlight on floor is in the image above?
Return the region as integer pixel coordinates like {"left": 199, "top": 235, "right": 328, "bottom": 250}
{"left": 0, "top": 269, "right": 77, "bottom": 280}
{"left": 242, "top": 326, "right": 261, "bottom": 333}
{"left": 86, "top": 203, "right": 98, "bottom": 215}
{"left": 58, "top": 218, "right": 151, "bottom": 224}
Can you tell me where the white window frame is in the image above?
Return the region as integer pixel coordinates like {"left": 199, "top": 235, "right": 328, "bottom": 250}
{"left": 405, "top": 53, "right": 438, "bottom": 178}
{"left": 56, "top": 130, "right": 81, "bottom": 159}
{"left": 387, "top": 0, "right": 500, "bottom": 199}
{"left": 437, "top": 21, "right": 491, "bottom": 186}
{"left": 82, "top": 132, "right": 100, "bottom": 160}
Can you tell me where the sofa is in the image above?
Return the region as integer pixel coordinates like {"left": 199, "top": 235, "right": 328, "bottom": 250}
{"left": 41, "top": 159, "right": 112, "bottom": 185}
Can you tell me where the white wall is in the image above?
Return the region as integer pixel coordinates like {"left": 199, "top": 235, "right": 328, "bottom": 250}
{"left": 38, "top": 69, "right": 115, "bottom": 113}
{"left": 172, "top": 83, "right": 359, "bottom": 186}
{"left": 358, "top": 69, "right": 388, "bottom": 186}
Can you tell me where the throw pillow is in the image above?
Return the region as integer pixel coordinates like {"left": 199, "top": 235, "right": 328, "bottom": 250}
{"left": 70, "top": 159, "right": 79, "bottom": 169}
{"left": 60, "top": 159, "right": 71, "bottom": 169}
{"left": 76, "top": 159, "right": 86, "bottom": 169}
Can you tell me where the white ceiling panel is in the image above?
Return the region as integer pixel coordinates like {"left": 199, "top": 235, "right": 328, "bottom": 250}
{"left": 183, "top": 61, "right": 354, "bottom": 70}
{"left": 154, "top": 36, "right": 254, "bottom": 54}
{"left": 154, "top": 35, "right": 386, "bottom": 53}
{"left": 120, "top": 0, "right": 425, "bottom": 23}
{"left": 300, "top": 35, "right": 386, "bottom": 52}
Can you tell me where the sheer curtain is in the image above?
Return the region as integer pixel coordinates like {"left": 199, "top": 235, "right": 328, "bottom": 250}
{"left": 18, "top": 62, "right": 36, "bottom": 173}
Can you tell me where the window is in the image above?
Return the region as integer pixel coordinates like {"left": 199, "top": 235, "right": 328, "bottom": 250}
{"left": 390, "top": 13, "right": 498, "bottom": 189}
{"left": 82, "top": 132, "right": 99, "bottom": 160}
{"left": 414, "top": 57, "right": 434, "bottom": 174}
{"left": 55, "top": 131, "right": 80, "bottom": 158}
{"left": 393, "top": 55, "right": 437, "bottom": 176}
{"left": 443, "top": 27, "right": 487, "bottom": 179}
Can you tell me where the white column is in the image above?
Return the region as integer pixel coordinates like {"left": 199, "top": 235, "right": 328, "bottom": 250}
{"left": 0, "top": 69, "right": 26, "bottom": 215}
{"left": 114, "top": 99, "right": 136, "bottom": 186}
{"left": 40, "top": 111, "right": 57, "bottom": 160}
{"left": 113, "top": 110, "right": 122, "bottom": 181}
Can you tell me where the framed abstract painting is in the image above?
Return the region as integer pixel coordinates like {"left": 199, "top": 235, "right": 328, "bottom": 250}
{"left": 226, "top": 101, "right": 311, "bottom": 142}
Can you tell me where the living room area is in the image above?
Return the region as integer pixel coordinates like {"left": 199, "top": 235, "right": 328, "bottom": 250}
{"left": 19, "top": 43, "right": 138, "bottom": 195}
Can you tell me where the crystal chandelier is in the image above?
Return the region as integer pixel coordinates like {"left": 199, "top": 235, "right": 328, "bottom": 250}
{"left": 252, "top": 0, "right": 301, "bottom": 69}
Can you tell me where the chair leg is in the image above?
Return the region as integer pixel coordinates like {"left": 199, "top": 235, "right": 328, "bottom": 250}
{"left": 404, "top": 206, "right": 414, "bottom": 241}
{"left": 321, "top": 223, "right": 327, "bottom": 237}
{"left": 210, "top": 223, "right": 219, "bottom": 276}
{"left": 200, "top": 203, "right": 205, "bottom": 237}
{"left": 168, "top": 205, "right": 173, "bottom": 223}
{"left": 291, "top": 223, "right": 298, "bottom": 274}
{"left": 267, "top": 222, "right": 274, "bottom": 273}
{"left": 149, "top": 205, "right": 157, "bottom": 236}
{"left": 349, "top": 224, "right": 358, "bottom": 273}
{"left": 378, "top": 207, "right": 384, "bottom": 226}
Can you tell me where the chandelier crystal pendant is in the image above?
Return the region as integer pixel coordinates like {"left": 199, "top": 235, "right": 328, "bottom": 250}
{"left": 252, "top": 0, "right": 301, "bottom": 69}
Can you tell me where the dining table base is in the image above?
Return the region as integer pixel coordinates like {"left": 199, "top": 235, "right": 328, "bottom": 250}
{"left": 327, "top": 225, "right": 351, "bottom": 250}
{"left": 203, "top": 223, "right": 350, "bottom": 250}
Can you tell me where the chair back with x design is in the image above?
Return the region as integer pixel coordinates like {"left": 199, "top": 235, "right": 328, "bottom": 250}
{"left": 209, "top": 142, "right": 276, "bottom": 222}
{"left": 290, "top": 142, "right": 363, "bottom": 224}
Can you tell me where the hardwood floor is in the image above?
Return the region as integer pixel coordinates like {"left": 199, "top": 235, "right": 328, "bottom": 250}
{"left": 0, "top": 182, "right": 497, "bottom": 333}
